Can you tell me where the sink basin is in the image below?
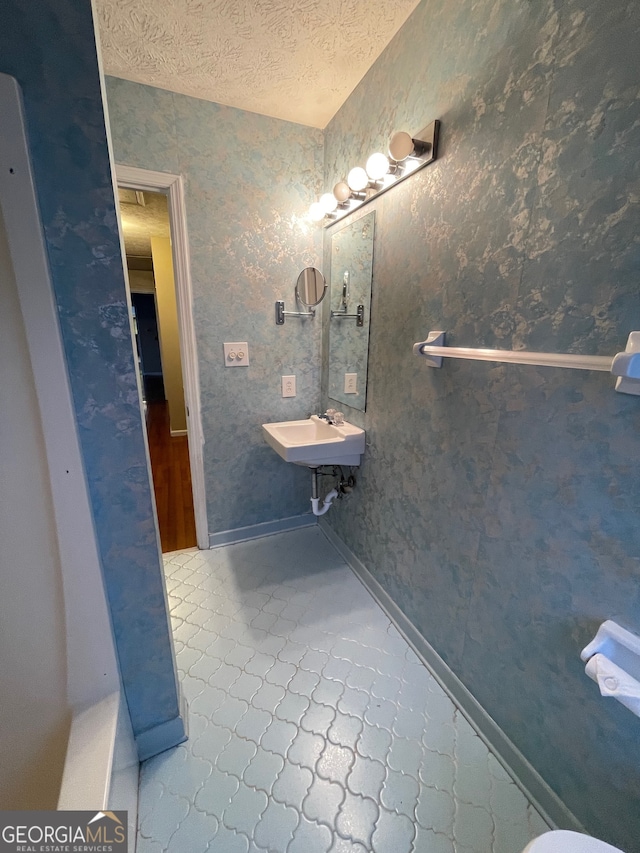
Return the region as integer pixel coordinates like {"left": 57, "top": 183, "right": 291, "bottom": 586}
{"left": 262, "top": 415, "right": 365, "bottom": 467}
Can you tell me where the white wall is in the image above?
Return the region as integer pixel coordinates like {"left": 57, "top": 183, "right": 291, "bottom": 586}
{"left": 0, "top": 205, "right": 70, "bottom": 808}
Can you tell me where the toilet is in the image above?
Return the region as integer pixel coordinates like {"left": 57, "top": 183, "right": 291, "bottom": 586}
{"left": 523, "top": 831, "right": 626, "bottom": 853}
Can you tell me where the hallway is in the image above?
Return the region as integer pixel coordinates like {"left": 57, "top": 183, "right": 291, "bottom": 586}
{"left": 147, "top": 401, "right": 197, "bottom": 552}
{"left": 137, "top": 528, "right": 550, "bottom": 852}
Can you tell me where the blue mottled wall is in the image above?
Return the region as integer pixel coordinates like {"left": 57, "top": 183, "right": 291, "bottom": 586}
{"left": 323, "top": 0, "right": 640, "bottom": 848}
{"left": 105, "top": 79, "right": 324, "bottom": 536}
{"left": 0, "top": 1, "right": 180, "bottom": 740}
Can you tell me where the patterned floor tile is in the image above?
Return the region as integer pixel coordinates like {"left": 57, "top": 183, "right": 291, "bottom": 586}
{"left": 139, "top": 528, "right": 551, "bottom": 852}
{"left": 287, "top": 814, "right": 333, "bottom": 853}
{"left": 347, "top": 754, "right": 386, "bottom": 801}
{"left": 335, "top": 791, "right": 379, "bottom": 847}
{"left": 194, "top": 767, "right": 239, "bottom": 818}
{"left": 380, "top": 767, "right": 419, "bottom": 818}
{"left": 301, "top": 775, "right": 345, "bottom": 828}
{"left": 371, "top": 807, "right": 415, "bottom": 853}
{"left": 254, "top": 798, "right": 299, "bottom": 850}
{"left": 287, "top": 728, "right": 325, "bottom": 771}
{"left": 243, "top": 747, "right": 285, "bottom": 794}
{"left": 271, "top": 762, "right": 313, "bottom": 810}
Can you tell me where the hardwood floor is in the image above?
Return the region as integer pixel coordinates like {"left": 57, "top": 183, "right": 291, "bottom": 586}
{"left": 146, "top": 401, "right": 197, "bottom": 553}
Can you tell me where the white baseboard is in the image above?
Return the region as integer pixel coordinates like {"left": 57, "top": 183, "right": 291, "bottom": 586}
{"left": 108, "top": 692, "right": 139, "bottom": 847}
{"left": 319, "top": 520, "right": 585, "bottom": 835}
{"left": 209, "top": 514, "right": 316, "bottom": 549}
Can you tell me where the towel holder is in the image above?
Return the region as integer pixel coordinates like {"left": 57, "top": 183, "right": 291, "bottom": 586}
{"left": 581, "top": 621, "right": 640, "bottom": 718}
{"left": 413, "top": 331, "right": 640, "bottom": 395}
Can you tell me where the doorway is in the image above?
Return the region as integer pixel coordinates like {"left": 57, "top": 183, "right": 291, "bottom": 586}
{"left": 115, "top": 170, "right": 208, "bottom": 551}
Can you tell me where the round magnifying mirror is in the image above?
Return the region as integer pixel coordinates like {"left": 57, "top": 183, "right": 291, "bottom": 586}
{"left": 295, "top": 267, "right": 327, "bottom": 307}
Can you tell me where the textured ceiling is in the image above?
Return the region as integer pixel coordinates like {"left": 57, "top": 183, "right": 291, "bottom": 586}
{"left": 118, "top": 188, "right": 170, "bottom": 257}
{"left": 95, "top": 0, "right": 422, "bottom": 128}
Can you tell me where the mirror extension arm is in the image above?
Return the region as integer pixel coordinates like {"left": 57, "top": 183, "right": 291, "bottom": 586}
{"left": 330, "top": 304, "right": 364, "bottom": 327}
{"left": 275, "top": 301, "right": 315, "bottom": 324}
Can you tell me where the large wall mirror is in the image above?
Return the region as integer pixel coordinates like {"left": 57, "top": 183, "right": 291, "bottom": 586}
{"left": 328, "top": 212, "right": 375, "bottom": 411}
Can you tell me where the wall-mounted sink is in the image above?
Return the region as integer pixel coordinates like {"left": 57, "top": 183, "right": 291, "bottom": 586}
{"left": 262, "top": 415, "right": 365, "bottom": 467}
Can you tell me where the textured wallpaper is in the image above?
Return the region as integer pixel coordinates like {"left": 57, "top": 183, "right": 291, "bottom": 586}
{"left": 105, "top": 78, "right": 324, "bottom": 536}
{"left": 323, "top": 0, "right": 640, "bottom": 848}
{"left": 0, "top": 0, "right": 180, "bottom": 738}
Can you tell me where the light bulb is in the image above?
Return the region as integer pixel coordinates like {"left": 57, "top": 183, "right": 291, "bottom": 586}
{"left": 402, "top": 157, "right": 420, "bottom": 175}
{"left": 347, "top": 166, "right": 369, "bottom": 192}
{"left": 366, "top": 152, "right": 390, "bottom": 180}
{"left": 308, "top": 202, "right": 325, "bottom": 222}
{"left": 388, "top": 131, "right": 415, "bottom": 162}
{"left": 333, "top": 181, "right": 351, "bottom": 203}
{"left": 319, "top": 192, "right": 338, "bottom": 214}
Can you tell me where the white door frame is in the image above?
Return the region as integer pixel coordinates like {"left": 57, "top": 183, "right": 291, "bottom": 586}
{"left": 116, "top": 164, "right": 208, "bottom": 550}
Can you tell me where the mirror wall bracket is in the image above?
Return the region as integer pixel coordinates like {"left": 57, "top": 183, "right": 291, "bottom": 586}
{"left": 330, "top": 305, "right": 364, "bottom": 327}
{"left": 275, "top": 301, "right": 315, "bottom": 325}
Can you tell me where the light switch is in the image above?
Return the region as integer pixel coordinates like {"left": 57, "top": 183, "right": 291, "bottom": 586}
{"left": 224, "top": 342, "right": 249, "bottom": 366}
{"left": 282, "top": 375, "right": 296, "bottom": 397}
{"left": 344, "top": 373, "right": 357, "bottom": 394}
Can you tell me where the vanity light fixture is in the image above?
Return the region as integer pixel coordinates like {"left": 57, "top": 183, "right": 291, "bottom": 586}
{"left": 319, "top": 192, "right": 338, "bottom": 214}
{"left": 308, "top": 202, "right": 325, "bottom": 222}
{"left": 307, "top": 119, "right": 440, "bottom": 226}
{"left": 333, "top": 181, "right": 351, "bottom": 203}
{"left": 365, "top": 152, "right": 391, "bottom": 181}
{"left": 333, "top": 180, "right": 365, "bottom": 207}
{"left": 347, "top": 166, "right": 369, "bottom": 192}
{"left": 388, "top": 130, "right": 431, "bottom": 161}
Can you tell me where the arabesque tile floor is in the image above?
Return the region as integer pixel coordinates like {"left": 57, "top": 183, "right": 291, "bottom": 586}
{"left": 137, "top": 527, "right": 550, "bottom": 853}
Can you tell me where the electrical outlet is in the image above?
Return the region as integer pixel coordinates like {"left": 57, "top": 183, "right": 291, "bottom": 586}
{"left": 224, "top": 342, "right": 249, "bottom": 366}
{"left": 282, "top": 375, "right": 296, "bottom": 397}
{"left": 344, "top": 372, "right": 357, "bottom": 394}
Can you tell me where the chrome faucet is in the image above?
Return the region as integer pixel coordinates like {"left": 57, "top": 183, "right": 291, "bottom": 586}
{"left": 319, "top": 408, "right": 344, "bottom": 425}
